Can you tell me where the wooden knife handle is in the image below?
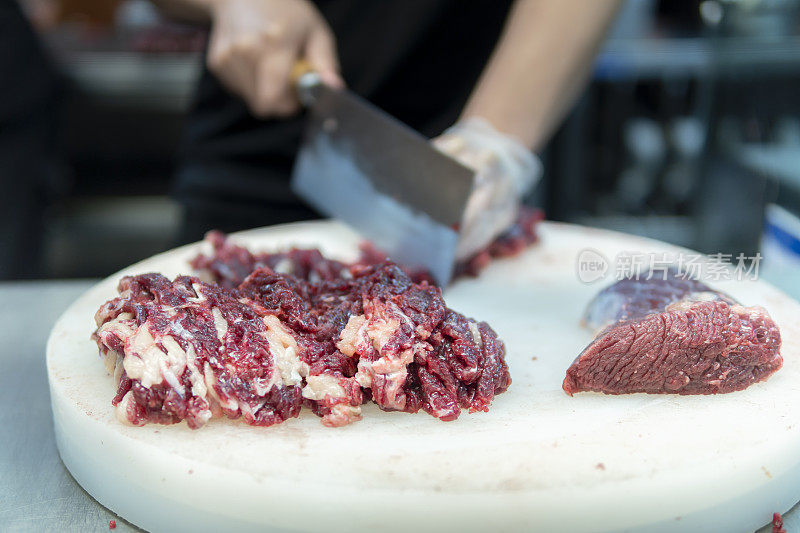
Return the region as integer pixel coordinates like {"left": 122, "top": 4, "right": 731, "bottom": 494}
{"left": 291, "top": 59, "right": 321, "bottom": 106}
{"left": 290, "top": 59, "right": 315, "bottom": 85}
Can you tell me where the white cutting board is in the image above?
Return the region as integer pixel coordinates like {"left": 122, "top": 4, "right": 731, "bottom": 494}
{"left": 47, "top": 221, "right": 800, "bottom": 533}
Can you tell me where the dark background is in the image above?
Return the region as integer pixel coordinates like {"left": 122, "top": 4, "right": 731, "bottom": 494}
{"left": 4, "top": 0, "right": 800, "bottom": 298}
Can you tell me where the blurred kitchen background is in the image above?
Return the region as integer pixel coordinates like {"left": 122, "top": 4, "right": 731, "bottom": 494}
{"left": 5, "top": 0, "right": 800, "bottom": 297}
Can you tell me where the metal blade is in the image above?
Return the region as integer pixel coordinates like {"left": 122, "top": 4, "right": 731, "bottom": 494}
{"left": 291, "top": 85, "right": 475, "bottom": 285}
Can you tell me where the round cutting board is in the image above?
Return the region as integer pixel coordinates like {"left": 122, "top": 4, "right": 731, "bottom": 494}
{"left": 47, "top": 221, "right": 800, "bottom": 533}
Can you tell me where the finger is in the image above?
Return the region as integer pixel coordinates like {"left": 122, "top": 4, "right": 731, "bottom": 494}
{"left": 254, "top": 49, "right": 299, "bottom": 117}
{"left": 432, "top": 134, "right": 467, "bottom": 159}
{"left": 207, "top": 33, "right": 258, "bottom": 108}
{"left": 305, "top": 25, "right": 344, "bottom": 88}
{"left": 231, "top": 54, "right": 261, "bottom": 109}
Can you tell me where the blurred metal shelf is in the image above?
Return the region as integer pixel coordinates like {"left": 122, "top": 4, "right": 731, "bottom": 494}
{"left": 574, "top": 215, "right": 697, "bottom": 249}
{"left": 53, "top": 36, "right": 800, "bottom": 110}
{"left": 60, "top": 51, "right": 202, "bottom": 111}
{"left": 596, "top": 36, "right": 800, "bottom": 80}
{"left": 45, "top": 196, "right": 181, "bottom": 278}
{"left": 730, "top": 143, "right": 800, "bottom": 192}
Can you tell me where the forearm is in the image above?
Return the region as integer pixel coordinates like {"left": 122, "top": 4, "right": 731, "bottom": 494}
{"left": 461, "top": 0, "right": 621, "bottom": 150}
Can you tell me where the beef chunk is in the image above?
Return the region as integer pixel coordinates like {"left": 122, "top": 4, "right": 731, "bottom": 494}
{"left": 564, "top": 274, "right": 782, "bottom": 396}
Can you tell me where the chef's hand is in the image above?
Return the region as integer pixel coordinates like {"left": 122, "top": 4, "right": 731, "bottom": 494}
{"left": 433, "top": 118, "right": 542, "bottom": 260}
{"left": 206, "top": 0, "right": 342, "bottom": 117}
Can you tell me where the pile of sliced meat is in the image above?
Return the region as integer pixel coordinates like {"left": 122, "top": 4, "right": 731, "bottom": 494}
{"left": 564, "top": 272, "right": 783, "bottom": 395}
{"left": 93, "top": 262, "right": 511, "bottom": 429}
{"left": 92, "top": 209, "right": 544, "bottom": 430}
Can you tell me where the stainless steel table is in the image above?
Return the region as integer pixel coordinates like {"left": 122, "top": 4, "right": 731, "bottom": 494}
{"left": 0, "top": 280, "right": 796, "bottom": 533}
{"left": 0, "top": 281, "right": 138, "bottom": 532}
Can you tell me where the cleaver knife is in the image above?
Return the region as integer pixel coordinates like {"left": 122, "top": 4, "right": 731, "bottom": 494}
{"left": 289, "top": 62, "right": 475, "bottom": 286}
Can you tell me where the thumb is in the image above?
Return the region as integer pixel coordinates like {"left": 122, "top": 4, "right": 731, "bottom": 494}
{"left": 305, "top": 25, "right": 344, "bottom": 88}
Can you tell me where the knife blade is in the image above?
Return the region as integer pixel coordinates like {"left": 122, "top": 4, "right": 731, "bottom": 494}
{"left": 290, "top": 63, "right": 475, "bottom": 285}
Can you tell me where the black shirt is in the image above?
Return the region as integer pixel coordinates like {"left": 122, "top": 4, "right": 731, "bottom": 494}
{"left": 175, "top": 0, "right": 514, "bottom": 239}
{"left": 0, "top": 0, "right": 62, "bottom": 277}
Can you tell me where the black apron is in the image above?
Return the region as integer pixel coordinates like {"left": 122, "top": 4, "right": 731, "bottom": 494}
{"left": 175, "top": 0, "right": 514, "bottom": 242}
{"left": 0, "top": 0, "right": 62, "bottom": 278}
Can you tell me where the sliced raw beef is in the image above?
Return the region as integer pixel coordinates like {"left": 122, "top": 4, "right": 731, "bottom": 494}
{"left": 334, "top": 264, "right": 511, "bottom": 421}
{"left": 564, "top": 273, "right": 782, "bottom": 396}
{"left": 455, "top": 206, "right": 544, "bottom": 278}
{"left": 93, "top": 273, "right": 357, "bottom": 429}
{"left": 581, "top": 275, "right": 733, "bottom": 332}
{"left": 190, "top": 207, "right": 543, "bottom": 288}
{"left": 190, "top": 230, "right": 351, "bottom": 289}
{"left": 93, "top": 262, "right": 511, "bottom": 429}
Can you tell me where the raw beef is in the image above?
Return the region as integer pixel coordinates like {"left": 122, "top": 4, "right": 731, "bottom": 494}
{"left": 563, "top": 273, "right": 782, "bottom": 395}
{"left": 93, "top": 273, "right": 329, "bottom": 428}
{"left": 455, "top": 206, "right": 544, "bottom": 278}
{"left": 773, "top": 512, "right": 787, "bottom": 533}
{"left": 190, "top": 207, "right": 543, "bottom": 288}
{"left": 332, "top": 264, "right": 510, "bottom": 421}
{"left": 190, "top": 230, "right": 351, "bottom": 289}
{"left": 93, "top": 262, "right": 511, "bottom": 429}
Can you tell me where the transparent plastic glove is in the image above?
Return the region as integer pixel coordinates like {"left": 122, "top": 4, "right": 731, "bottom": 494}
{"left": 433, "top": 117, "right": 542, "bottom": 260}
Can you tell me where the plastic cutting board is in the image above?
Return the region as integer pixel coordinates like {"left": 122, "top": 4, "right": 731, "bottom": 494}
{"left": 47, "top": 221, "right": 800, "bottom": 532}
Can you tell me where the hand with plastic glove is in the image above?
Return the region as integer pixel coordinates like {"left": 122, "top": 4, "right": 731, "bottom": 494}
{"left": 205, "top": 0, "right": 343, "bottom": 118}
{"left": 433, "top": 118, "right": 542, "bottom": 261}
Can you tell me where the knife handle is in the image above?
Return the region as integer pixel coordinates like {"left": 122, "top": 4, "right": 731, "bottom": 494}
{"left": 291, "top": 59, "right": 322, "bottom": 106}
